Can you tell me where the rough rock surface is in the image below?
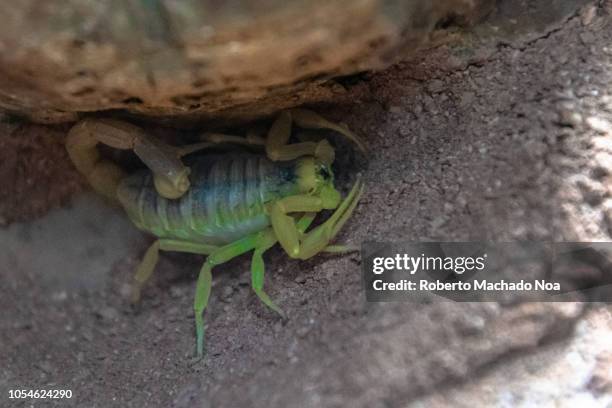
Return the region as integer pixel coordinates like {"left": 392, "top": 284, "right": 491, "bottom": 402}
{"left": 0, "top": 0, "right": 493, "bottom": 125}
{"left": 411, "top": 306, "right": 612, "bottom": 407}
{"left": 1, "top": 0, "right": 612, "bottom": 407}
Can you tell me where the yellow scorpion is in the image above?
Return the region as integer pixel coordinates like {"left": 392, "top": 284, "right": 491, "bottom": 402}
{"left": 66, "top": 109, "right": 365, "bottom": 356}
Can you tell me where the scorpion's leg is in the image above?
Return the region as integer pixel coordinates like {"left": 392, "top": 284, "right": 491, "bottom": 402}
{"left": 132, "top": 240, "right": 161, "bottom": 303}
{"left": 131, "top": 239, "right": 219, "bottom": 303}
{"left": 269, "top": 178, "right": 364, "bottom": 260}
{"left": 322, "top": 244, "right": 360, "bottom": 253}
{"left": 67, "top": 118, "right": 192, "bottom": 200}
{"left": 194, "top": 232, "right": 270, "bottom": 356}
{"left": 250, "top": 229, "right": 284, "bottom": 317}
{"left": 249, "top": 212, "right": 317, "bottom": 319}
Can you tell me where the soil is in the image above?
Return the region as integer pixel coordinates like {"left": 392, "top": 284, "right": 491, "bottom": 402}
{"left": 1, "top": 1, "right": 612, "bottom": 407}
{"left": 0, "top": 121, "right": 82, "bottom": 225}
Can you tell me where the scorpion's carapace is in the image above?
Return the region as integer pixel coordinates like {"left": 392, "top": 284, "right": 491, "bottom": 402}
{"left": 66, "top": 109, "right": 365, "bottom": 357}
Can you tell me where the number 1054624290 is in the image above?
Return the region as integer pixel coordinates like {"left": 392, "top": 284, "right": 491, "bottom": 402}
{"left": 8, "top": 389, "right": 73, "bottom": 399}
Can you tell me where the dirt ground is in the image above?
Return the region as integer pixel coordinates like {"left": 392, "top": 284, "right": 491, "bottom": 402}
{"left": 1, "top": 1, "right": 612, "bottom": 407}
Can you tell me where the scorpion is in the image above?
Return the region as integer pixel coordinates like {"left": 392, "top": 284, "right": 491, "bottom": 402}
{"left": 65, "top": 109, "right": 365, "bottom": 357}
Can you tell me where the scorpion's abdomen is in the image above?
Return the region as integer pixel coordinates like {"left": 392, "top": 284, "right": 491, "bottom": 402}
{"left": 117, "top": 154, "right": 298, "bottom": 245}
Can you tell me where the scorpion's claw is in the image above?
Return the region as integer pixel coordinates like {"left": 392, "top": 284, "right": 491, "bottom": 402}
{"left": 289, "top": 109, "right": 368, "bottom": 154}
{"left": 298, "top": 176, "right": 364, "bottom": 260}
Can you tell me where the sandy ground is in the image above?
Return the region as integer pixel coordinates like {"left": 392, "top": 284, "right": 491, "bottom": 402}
{"left": 1, "top": 1, "right": 612, "bottom": 407}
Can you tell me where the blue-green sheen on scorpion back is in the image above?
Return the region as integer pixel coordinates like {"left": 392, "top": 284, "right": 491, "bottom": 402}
{"left": 117, "top": 154, "right": 302, "bottom": 245}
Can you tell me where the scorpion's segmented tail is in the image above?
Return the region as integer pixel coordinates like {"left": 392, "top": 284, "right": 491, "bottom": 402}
{"left": 66, "top": 120, "right": 129, "bottom": 204}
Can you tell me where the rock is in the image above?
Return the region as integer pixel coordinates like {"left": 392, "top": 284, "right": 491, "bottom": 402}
{"left": 459, "top": 91, "right": 476, "bottom": 108}
{"left": 209, "top": 303, "right": 584, "bottom": 408}
{"left": 294, "top": 275, "right": 308, "bottom": 284}
{"left": 169, "top": 285, "right": 185, "bottom": 299}
{"left": 580, "top": 4, "right": 598, "bottom": 26}
{"left": 430, "top": 215, "right": 448, "bottom": 230}
{"left": 428, "top": 79, "right": 446, "bottom": 94}
{"left": 605, "top": 0, "right": 612, "bottom": 15}
{"left": 96, "top": 306, "right": 120, "bottom": 321}
{"left": 587, "top": 352, "right": 612, "bottom": 395}
{"left": 0, "top": 0, "right": 494, "bottom": 125}
{"left": 36, "top": 361, "right": 55, "bottom": 375}
{"left": 220, "top": 285, "right": 234, "bottom": 302}
{"left": 172, "top": 381, "right": 210, "bottom": 408}
{"left": 410, "top": 307, "right": 609, "bottom": 407}
{"left": 557, "top": 108, "right": 583, "bottom": 127}
{"left": 576, "top": 177, "right": 607, "bottom": 206}
{"left": 591, "top": 152, "right": 612, "bottom": 178}
{"left": 586, "top": 116, "right": 612, "bottom": 134}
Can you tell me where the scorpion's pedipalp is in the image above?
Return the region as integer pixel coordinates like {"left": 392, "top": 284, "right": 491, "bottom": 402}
{"left": 298, "top": 195, "right": 361, "bottom": 255}
{"left": 326, "top": 177, "right": 364, "bottom": 239}
{"left": 296, "top": 212, "right": 360, "bottom": 253}
{"left": 270, "top": 177, "right": 364, "bottom": 260}
{"left": 265, "top": 111, "right": 335, "bottom": 164}
{"left": 296, "top": 212, "right": 317, "bottom": 234}
{"left": 270, "top": 140, "right": 334, "bottom": 164}
{"left": 289, "top": 109, "right": 368, "bottom": 154}
{"left": 269, "top": 195, "right": 337, "bottom": 257}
